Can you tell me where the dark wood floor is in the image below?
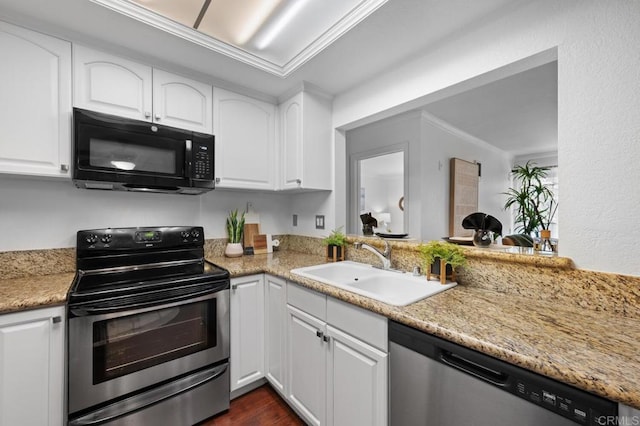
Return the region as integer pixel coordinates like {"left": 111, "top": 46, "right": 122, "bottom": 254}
{"left": 202, "top": 385, "right": 304, "bottom": 425}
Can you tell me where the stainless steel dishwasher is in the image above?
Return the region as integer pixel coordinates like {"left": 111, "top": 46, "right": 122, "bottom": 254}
{"left": 389, "top": 321, "right": 617, "bottom": 426}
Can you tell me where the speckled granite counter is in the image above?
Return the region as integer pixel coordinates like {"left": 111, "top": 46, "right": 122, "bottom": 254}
{"left": 1, "top": 244, "right": 639, "bottom": 410}
{"left": 210, "top": 251, "right": 640, "bottom": 410}
{"left": 0, "top": 273, "right": 73, "bottom": 313}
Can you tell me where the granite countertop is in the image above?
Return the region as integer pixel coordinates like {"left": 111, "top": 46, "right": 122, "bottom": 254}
{"left": 211, "top": 251, "right": 640, "bottom": 410}
{"left": 2, "top": 250, "right": 639, "bottom": 409}
{"left": 0, "top": 272, "right": 74, "bottom": 313}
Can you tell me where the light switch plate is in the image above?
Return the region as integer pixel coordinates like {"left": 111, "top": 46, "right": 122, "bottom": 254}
{"left": 315, "top": 215, "right": 325, "bottom": 229}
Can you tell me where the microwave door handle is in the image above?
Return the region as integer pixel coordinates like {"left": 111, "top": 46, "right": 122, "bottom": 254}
{"left": 185, "top": 139, "right": 192, "bottom": 179}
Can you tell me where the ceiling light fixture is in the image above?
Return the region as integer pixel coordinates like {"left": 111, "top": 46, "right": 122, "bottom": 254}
{"left": 235, "top": 0, "right": 282, "bottom": 45}
{"left": 254, "top": 0, "right": 309, "bottom": 50}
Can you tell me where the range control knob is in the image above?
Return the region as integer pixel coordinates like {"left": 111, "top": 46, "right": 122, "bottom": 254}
{"left": 100, "top": 234, "right": 112, "bottom": 244}
{"left": 85, "top": 234, "right": 98, "bottom": 244}
{"left": 190, "top": 229, "right": 200, "bottom": 238}
{"left": 180, "top": 231, "right": 190, "bottom": 239}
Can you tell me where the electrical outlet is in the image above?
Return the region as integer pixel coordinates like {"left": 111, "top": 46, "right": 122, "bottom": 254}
{"left": 315, "top": 215, "right": 325, "bottom": 229}
{"left": 293, "top": 214, "right": 298, "bottom": 226}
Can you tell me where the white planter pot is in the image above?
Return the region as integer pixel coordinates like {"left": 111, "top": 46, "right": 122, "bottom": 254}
{"left": 225, "top": 243, "right": 243, "bottom": 258}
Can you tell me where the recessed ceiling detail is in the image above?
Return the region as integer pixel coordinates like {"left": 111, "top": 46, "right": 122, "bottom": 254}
{"left": 91, "top": 0, "right": 389, "bottom": 77}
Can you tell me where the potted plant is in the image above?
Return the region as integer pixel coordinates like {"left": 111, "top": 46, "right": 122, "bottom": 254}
{"left": 323, "top": 227, "right": 347, "bottom": 262}
{"left": 225, "top": 209, "right": 245, "bottom": 257}
{"left": 503, "top": 161, "right": 556, "bottom": 237}
{"left": 419, "top": 240, "right": 467, "bottom": 284}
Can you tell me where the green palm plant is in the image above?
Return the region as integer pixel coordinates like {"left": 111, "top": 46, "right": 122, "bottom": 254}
{"left": 226, "top": 209, "right": 245, "bottom": 243}
{"left": 503, "top": 161, "right": 556, "bottom": 236}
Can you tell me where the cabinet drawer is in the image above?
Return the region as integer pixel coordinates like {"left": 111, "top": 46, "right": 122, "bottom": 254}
{"left": 287, "top": 282, "right": 326, "bottom": 320}
{"left": 327, "top": 297, "right": 387, "bottom": 351}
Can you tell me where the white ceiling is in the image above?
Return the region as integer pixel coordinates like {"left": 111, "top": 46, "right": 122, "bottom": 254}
{"left": 422, "top": 61, "right": 558, "bottom": 156}
{"left": 0, "top": 0, "right": 521, "bottom": 98}
{"left": 0, "top": 0, "right": 554, "bottom": 156}
{"left": 107, "top": 0, "right": 387, "bottom": 76}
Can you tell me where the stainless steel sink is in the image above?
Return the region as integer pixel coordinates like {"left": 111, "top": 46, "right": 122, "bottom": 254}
{"left": 290, "top": 261, "right": 456, "bottom": 306}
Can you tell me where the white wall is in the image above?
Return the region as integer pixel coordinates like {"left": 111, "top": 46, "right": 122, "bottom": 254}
{"left": 333, "top": 0, "right": 640, "bottom": 276}
{"left": 0, "top": 176, "right": 293, "bottom": 251}
{"left": 344, "top": 111, "right": 511, "bottom": 241}
{"left": 346, "top": 112, "right": 421, "bottom": 238}
{"left": 419, "top": 116, "right": 512, "bottom": 241}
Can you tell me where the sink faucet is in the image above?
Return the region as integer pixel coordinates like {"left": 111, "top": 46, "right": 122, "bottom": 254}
{"left": 354, "top": 239, "right": 392, "bottom": 270}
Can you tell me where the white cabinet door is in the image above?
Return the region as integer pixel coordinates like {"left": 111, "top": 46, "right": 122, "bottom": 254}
{"left": 213, "top": 88, "right": 276, "bottom": 190}
{"left": 326, "top": 325, "right": 388, "bottom": 426}
{"left": 0, "top": 306, "right": 65, "bottom": 426}
{"left": 280, "top": 93, "right": 303, "bottom": 189}
{"left": 230, "top": 275, "right": 265, "bottom": 391}
{"left": 278, "top": 90, "right": 332, "bottom": 191}
{"left": 287, "top": 305, "right": 326, "bottom": 426}
{"left": 264, "top": 275, "right": 287, "bottom": 396}
{"left": 73, "top": 45, "right": 153, "bottom": 121}
{"left": 152, "top": 69, "right": 212, "bottom": 133}
{"left": 0, "top": 21, "right": 71, "bottom": 178}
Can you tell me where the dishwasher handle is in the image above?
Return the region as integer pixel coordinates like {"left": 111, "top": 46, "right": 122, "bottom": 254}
{"left": 439, "top": 349, "right": 510, "bottom": 387}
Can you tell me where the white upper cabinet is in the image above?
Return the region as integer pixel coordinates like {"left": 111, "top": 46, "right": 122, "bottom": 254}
{"left": 279, "top": 90, "right": 332, "bottom": 191}
{"left": 0, "top": 21, "right": 71, "bottom": 178}
{"left": 213, "top": 88, "right": 276, "bottom": 190}
{"left": 152, "top": 69, "right": 212, "bottom": 133}
{"left": 74, "top": 46, "right": 212, "bottom": 133}
{"left": 73, "top": 45, "right": 152, "bottom": 121}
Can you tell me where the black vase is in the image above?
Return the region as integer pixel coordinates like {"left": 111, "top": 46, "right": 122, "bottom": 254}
{"left": 430, "top": 258, "right": 453, "bottom": 276}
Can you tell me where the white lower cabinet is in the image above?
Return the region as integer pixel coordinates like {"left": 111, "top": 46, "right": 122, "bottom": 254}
{"left": 0, "top": 305, "right": 65, "bottom": 426}
{"left": 264, "top": 275, "right": 287, "bottom": 396}
{"left": 230, "top": 275, "right": 389, "bottom": 425}
{"left": 287, "top": 304, "right": 328, "bottom": 426}
{"left": 286, "top": 281, "right": 388, "bottom": 426}
{"left": 326, "top": 325, "right": 388, "bottom": 426}
{"left": 230, "top": 275, "right": 265, "bottom": 391}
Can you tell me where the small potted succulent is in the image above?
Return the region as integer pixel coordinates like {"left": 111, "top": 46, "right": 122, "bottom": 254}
{"left": 225, "top": 209, "right": 245, "bottom": 257}
{"left": 419, "top": 240, "right": 467, "bottom": 284}
{"left": 323, "top": 227, "right": 347, "bottom": 262}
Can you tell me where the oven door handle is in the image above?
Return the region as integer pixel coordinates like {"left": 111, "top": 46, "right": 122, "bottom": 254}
{"left": 69, "top": 287, "right": 222, "bottom": 316}
{"left": 68, "top": 363, "right": 228, "bottom": 426}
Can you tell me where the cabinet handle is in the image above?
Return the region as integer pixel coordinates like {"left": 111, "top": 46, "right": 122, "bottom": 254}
{"left": 231, "top": 284, "right": 238, "bottom": 291}
{"left": 296, "top": 179, "right": 301, "bottom": 185}
{"left": 145, "top": 112, "right": 151, "bottom": 118}
{"left": 60, "top": 164, "right": 69, "bottom": 172}
{"left": 155, "top": 114, "right": 161, "bottom": 120}
{"left": 215, "top": 178, "right": 221, "bottom": 184}
{"left": 52, "top": 316, "right": 62, "bottom": 324}
{"left": 316, "top": 330, "right": 324, "bottom": 340}
{"left": 323, "top": 335, "right": 330, "bottom": 343}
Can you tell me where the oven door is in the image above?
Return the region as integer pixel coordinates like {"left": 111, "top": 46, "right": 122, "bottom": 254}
{"left": 68, "top": 289, "right": 229, "bottom": 415}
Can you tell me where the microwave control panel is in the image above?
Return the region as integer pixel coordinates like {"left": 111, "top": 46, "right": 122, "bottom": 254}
{"left": 192, "top": 142, "right": 213, "bottom": 180}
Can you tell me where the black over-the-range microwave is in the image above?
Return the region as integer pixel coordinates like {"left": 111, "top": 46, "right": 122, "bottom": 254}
{"left": 73, "top": 108, "right": 215, "bottom": 195}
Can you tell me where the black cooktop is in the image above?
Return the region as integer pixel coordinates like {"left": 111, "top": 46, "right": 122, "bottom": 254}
{"left": 70, "top": 226, "right": 229, "bottom": 302}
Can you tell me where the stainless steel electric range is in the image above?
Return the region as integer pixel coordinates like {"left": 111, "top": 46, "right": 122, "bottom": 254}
{"left": 67, "top": 226, "right": 230, "bottom": 426}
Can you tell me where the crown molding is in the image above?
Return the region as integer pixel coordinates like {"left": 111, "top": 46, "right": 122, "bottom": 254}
{"left": 420, "top": 111, "right": 507, "bottom": 156}
{"left": 90, "top": 0, "right": 388, "bottom": 78}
